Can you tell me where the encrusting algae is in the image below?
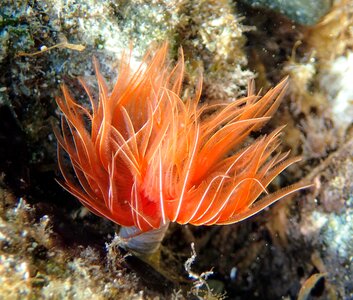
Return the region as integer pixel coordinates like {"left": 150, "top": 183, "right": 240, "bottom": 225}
{"left": 55, "top": 43, "right": 310, "bottom": 253}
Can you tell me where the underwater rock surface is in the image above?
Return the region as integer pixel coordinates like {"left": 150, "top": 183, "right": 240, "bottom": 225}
{"left": 1, "top": 0, "right": 352, "bottom": 299}
{"left": 241, "top": 0, "right": 333, "bottom": 25}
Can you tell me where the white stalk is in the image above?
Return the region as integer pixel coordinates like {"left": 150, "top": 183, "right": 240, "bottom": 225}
{"left": 118, "top": 221, "right": 170, "bottom": 254}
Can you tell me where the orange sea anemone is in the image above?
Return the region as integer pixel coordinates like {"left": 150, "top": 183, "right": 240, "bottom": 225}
{"left": 55, "top": 43, "right": 310, "bottom": 233}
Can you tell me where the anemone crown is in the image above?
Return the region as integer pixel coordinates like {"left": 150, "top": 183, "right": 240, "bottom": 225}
{"left": 55, "top": 43, "right": 309, "bottom": 232}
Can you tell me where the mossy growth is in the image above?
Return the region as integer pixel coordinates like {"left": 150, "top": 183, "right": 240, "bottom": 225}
{"left": 173, "top": 0, "right": 254, "bottom": 101}
{"left": 0, "top": 188, "right": 144, "bottom": 299}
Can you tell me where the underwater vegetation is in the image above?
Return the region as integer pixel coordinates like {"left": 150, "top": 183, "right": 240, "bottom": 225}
{"left": 55, "top": 43, "right": 310, "bottom": 252}
{"left": 2, "top": 0, "right": 352, "bottom": 298}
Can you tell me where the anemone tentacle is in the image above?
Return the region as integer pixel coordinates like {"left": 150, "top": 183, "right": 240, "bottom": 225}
{"left": 56, "top": 43, "right": 309, "bottom": 233}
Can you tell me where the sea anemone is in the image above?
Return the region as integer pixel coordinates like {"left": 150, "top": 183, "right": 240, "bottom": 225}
{"left": 55, "top": 43, "right": 309, "bottom": 252}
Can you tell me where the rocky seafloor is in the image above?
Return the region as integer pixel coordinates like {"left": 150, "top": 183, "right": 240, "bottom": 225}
{"left": 0, "top": 0, "right": 352, "bottom": 299}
